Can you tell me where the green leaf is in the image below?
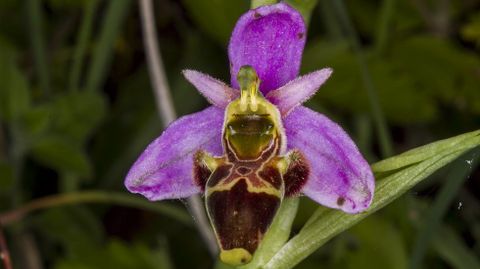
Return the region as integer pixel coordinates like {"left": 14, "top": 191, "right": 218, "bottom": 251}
{"left": 85, "top": 0, "right": 131, "bottom": 92}
{"left": 0, "top": 162, "right": 14, "bottom": 191}
{"left": 339, "top": 217, "right": 407, "bottom": 269}
{"left": 181, "top": 0, "right": 249, "bottom": 45}
{"left": 35, "top": 207, "right": 103, "bottom": 257}
{"left": 55, "top": 239, "right": 173, "bottom": 269}
{"left": 0, "top": 45, "right": 30, "bottom": 122}
{"left": 409, "top": 147, "right": 479, "bottom": 268}
{"left": 261, "top": 129, "right": 480, "bottom": 269}
{"left": 48, "top": 91, "right": 107, "bottom": 142}
{"left": 433, "top": 225, "right": 480, "bottom": 269}
{"left": 30, "top": 135, "right": 92, "bottom": 177}
{"left": 372, "top": 130, "right": 480, "bottom": 172}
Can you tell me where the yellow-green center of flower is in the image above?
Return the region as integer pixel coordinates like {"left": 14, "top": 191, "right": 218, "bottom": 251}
{"left": 224, "top": 66, "right": 284, "bottom": 160}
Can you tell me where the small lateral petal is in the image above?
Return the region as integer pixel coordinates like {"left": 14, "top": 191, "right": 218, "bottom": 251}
{"left": 284, "top": 107, "right": 374, "bottom": 213}
{"left": 183, "top": 70, "right": 238, "bottom": 108}
{"left": 228, "top": 3, "right": 306, "bottom": 94}
{"left": 266, "top": 68, "right": 333, "bottom": 117}
{"left": 125, "top": 106, "right": 224, "bottom": 200}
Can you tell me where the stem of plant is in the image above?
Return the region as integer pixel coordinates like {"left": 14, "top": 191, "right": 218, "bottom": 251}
{"left": 85, "top": 0, "right": 131, "bottom": 92}
{"left": 138, "top": 0, "right": 218, "bottom": 257}
{"left": 0, "top": 223, "right": 13, "bottom": 269}
{"left": 331, "top": 0, "right": 394, "bottom": 158}
{"left": 0, "top": 191, "right": 192, "bottom": 227}
{"left": 375, "top": 0, "right": 397, "bottom": 55}
{"left": 69, "top": 0, "right": 98, "bottom": 92}
{"left": 27, "top": 0, "right": 51, "bottom": 96}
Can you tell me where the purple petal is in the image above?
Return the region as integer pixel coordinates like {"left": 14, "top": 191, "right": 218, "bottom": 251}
{"left": 266, "top": 68, "right": 333, "bottom": 117}
{"left": 229, "top": 3, "right": 306, "bottom": 94}
{"left": 183, "top": 70, "right": 239, "bottom": 108}
{"left": 284, "top": 107, "right": 374, "bottom": 213}
{"left": 125, "top": 106, "right": 224, "bottom": 200}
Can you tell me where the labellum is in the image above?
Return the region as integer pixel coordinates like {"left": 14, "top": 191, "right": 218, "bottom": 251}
{"left": 194, "top": 66, "right": 309, "bottom": 265}
{"left": 125, "top": 3, "right": 375, "bottom": 266}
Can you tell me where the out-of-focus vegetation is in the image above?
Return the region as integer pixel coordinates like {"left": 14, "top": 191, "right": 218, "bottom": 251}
{"left": 0, "top": 0, "right": 479, "bottom": 268}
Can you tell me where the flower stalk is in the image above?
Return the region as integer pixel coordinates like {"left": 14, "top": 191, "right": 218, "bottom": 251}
{"left": 0, "top": 223, "right": 13, "bottom": 269}
{"left": 138, "top": 0, "right": 218, "bottom": 256}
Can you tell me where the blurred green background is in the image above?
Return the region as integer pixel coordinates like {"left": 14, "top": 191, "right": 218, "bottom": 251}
{"left": 0, "top": 0, "right": 479, "bottom": 268}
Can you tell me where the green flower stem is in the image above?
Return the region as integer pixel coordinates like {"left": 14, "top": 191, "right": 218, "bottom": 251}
{"left": 375, "top": 0, "right": 397, "bottom": 55}
{"left": 69, "top": 0, "right": 98, "bottom": 92}
{"left": 0, "top": 191, "right": 192, "bottom": 227}
{"left": 409, "top": 147, "right": 480, "bottom": 269}
{"left": 262, "top": 130, "right": 480, "bottom": 269}
{"left": 240, "top": 198, "right": 299, "bottom": 269}
{"left": 331, "top": 0, "right": 393, "bottom": 158}
{"left": 251, "top": 0, "right": 277, "bottom": 9}
{"left": 27, "top": 0, "right": 51, "bottom": 96}
{"left": 85, "top": 0, "right": 131, "bottom": 92}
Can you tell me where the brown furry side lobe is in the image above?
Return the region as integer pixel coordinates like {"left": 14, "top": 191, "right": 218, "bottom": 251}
{"left": 284, "top": 149, "right": 310, "bottom": 196}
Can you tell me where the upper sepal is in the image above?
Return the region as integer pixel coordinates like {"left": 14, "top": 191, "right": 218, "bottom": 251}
{"left": 228, "top": 3, "right": 306, "bottom": 94}
{"left": 283, "top": 107, "right": 374, "bottom": 213}
{"left": 125, "top": 106, "right": 224, "bottom": 200}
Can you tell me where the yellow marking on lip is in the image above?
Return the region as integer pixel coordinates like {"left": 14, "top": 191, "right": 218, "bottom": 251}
{"left": 220, "top": 248, "right": 252, "bottom": 266}
{"left": 206, "top": 177, "right": 282, "bottom": 198}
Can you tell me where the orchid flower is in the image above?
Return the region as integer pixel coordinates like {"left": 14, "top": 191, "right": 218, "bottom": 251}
{"left": 125, "top": 3, "right": 374, "bottom": 266}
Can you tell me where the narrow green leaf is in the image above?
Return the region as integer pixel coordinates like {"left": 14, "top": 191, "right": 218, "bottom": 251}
{"left": 372, "top": 130, "right": 480, "bottom": 172}
{"left": 330, "top": 0, "right": 393, "bottom": 158}
{"left": 85, "top": 0, "right": 131, "bottom": 92}
{"left": 0, "top": 49, "right": 31, "bottom": 122}
{"left": 262, "top": 130, "right": 480, "bottom": 269}
{"left": 0, "top": 162, "right": 14, "bottom": 190}
{"left": 69, "top": 0, "right": 98, "bottom": 92}
{"left": 375, "top": 0, "right": 397, "bottom": 55}
{"left": 240, "top": 198, "right": 299, "bottom": 269}
{"left": 27, "top": 0, "right": 51, "bottom": 95}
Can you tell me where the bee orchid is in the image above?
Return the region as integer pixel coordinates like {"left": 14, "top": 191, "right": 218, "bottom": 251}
{"left": 125, "top": 3, "right": 374, "bottom": 266}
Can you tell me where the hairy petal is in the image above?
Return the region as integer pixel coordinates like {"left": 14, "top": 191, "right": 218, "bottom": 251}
{"left": 125, "top": 106, "right": 224, "bottom": 200}
{"left": 229, "top": 3, "right": 306, "bottom": 94}
{"left": 183, "top": 70, "right": 238, "bottom": 108}
{"left": 266, "top": 68, "right": 333, "bottom": 117}
{"left": 284, "top": 107, "right": 374, "bottom": 213}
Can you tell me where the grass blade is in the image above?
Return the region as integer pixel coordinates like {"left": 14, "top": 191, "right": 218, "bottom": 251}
{"left": 27, "top": 0, "right": 51, "bottom": 95}
{"left": 331, "top": 0, "right": 393, "bottom": 157}
{"left": 85, "top": 0, "right": 131, "bottom": 92}
{"left": 69, "top": 0, "right": 98, "bottom": 92}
